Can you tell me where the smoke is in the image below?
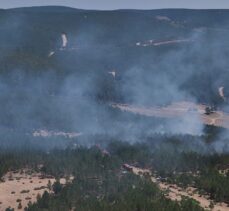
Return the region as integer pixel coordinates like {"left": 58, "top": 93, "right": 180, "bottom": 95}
{"left": 118, "top": 32, "right": 207, "bottom": 135}
{"left": 0, "top": 8, "right": 229, "bottom": 153}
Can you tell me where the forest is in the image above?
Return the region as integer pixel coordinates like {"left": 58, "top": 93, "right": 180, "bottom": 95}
{"left": 0, "top": 125, "right": 229, "bottom": 210}
{"left": 1, "top": 6, "right": 229, "bottom": 211}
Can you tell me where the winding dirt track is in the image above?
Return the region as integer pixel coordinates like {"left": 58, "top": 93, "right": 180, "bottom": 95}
{"left": 112, "top": 101, "right": 229, "bottom": 129}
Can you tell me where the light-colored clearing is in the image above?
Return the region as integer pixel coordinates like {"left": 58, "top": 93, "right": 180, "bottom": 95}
{"left": 112, "top": 101, "right": 229, "bottom": 129}
{"left": 136, "top": 39, "right": 191, "bottom": 47}
{"left": 0, "top": 169, "right": 72, "bottom": 211}
{"left": 131, "top": 166, "right": 229, "bottom": 211}
{"left": 219, "top": 87, "right": 226, "bottom": 101}
{"left": 33, "top": 129, "right": 82, "bottom": 138}
{"left": 61, "top": 33, "right": 68, "bottom": 48}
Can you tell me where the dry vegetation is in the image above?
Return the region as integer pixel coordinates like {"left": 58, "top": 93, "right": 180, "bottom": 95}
{"left": 131, "top": 166, "right": 229, "bottom": 211}
{"left": 0, "top": 169, "right": 71, "bottom": 211}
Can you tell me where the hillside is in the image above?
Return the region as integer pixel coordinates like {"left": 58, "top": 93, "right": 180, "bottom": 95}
{"left": 0, "top": 6, "right": 228, "bottom": 136}
{"left": 1, "top": 7, "right": 229, "bottom": 211}
{"left": 0, "top": 7, "right": 229, "bottom": 102}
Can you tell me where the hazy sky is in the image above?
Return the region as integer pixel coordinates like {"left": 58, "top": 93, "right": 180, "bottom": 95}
{"left": 1, "top": 0, "right": 229, "bottom": 10}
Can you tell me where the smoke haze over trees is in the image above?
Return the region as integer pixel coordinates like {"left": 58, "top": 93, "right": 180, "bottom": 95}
{"left": 0, "top": 7, "right": 229, "bottom": 140}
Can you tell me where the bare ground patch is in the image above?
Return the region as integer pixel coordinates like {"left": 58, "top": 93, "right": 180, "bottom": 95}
{"left": 112, "top": 101, "right": 229, "bottom": 129}
{"left": 0, "top": 169, "right": 73, "bottom": 211}
{"left": 130, "top": 166, "right": 229, "bottom": 211}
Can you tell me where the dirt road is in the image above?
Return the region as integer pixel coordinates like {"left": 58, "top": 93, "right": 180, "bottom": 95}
{"left": 136, "top": 39, "right": 191, "bottom": 47}
{"left": 112, "top": 101, "right": 229, "bottom": 129}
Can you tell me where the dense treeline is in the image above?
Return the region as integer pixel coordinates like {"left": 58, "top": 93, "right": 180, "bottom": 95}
{"left": 0, "top": 126, "right": 223, "bottom": 177}
{"left": 27, "top": 173, "right": 204, "bottom": 211}
{"left": 22, "top": 144, "right": 203, "bottom": 211}
{"left": 0, "top": 141, "right": 202, "bottom": 210}
{"left": 1, "top": 132, "right": 229, "bottom": 209}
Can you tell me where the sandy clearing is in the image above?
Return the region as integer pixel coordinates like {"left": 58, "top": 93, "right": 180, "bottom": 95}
{"left": 0, "top": 169, "right": 71, "bottom": 211}
{"left": 112, "top": 101, "right": 229, "bottom": 129}
{"left": 130, "top": 166, "right": 229, "bottom": 211}
{"left": 61, "top": 33, "right": 68, "bottom": 49}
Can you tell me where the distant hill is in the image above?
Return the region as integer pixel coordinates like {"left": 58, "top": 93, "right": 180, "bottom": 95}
{"left": 7, "top": 6, "right": 84, "bottom": 13}
{"left": 0, "top": 6, "right": 228, "bottom": 107}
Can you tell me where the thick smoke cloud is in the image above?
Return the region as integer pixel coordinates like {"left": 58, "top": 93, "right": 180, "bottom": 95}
{"left": 0, "top": 8, "right": 229, "bottom": 152}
